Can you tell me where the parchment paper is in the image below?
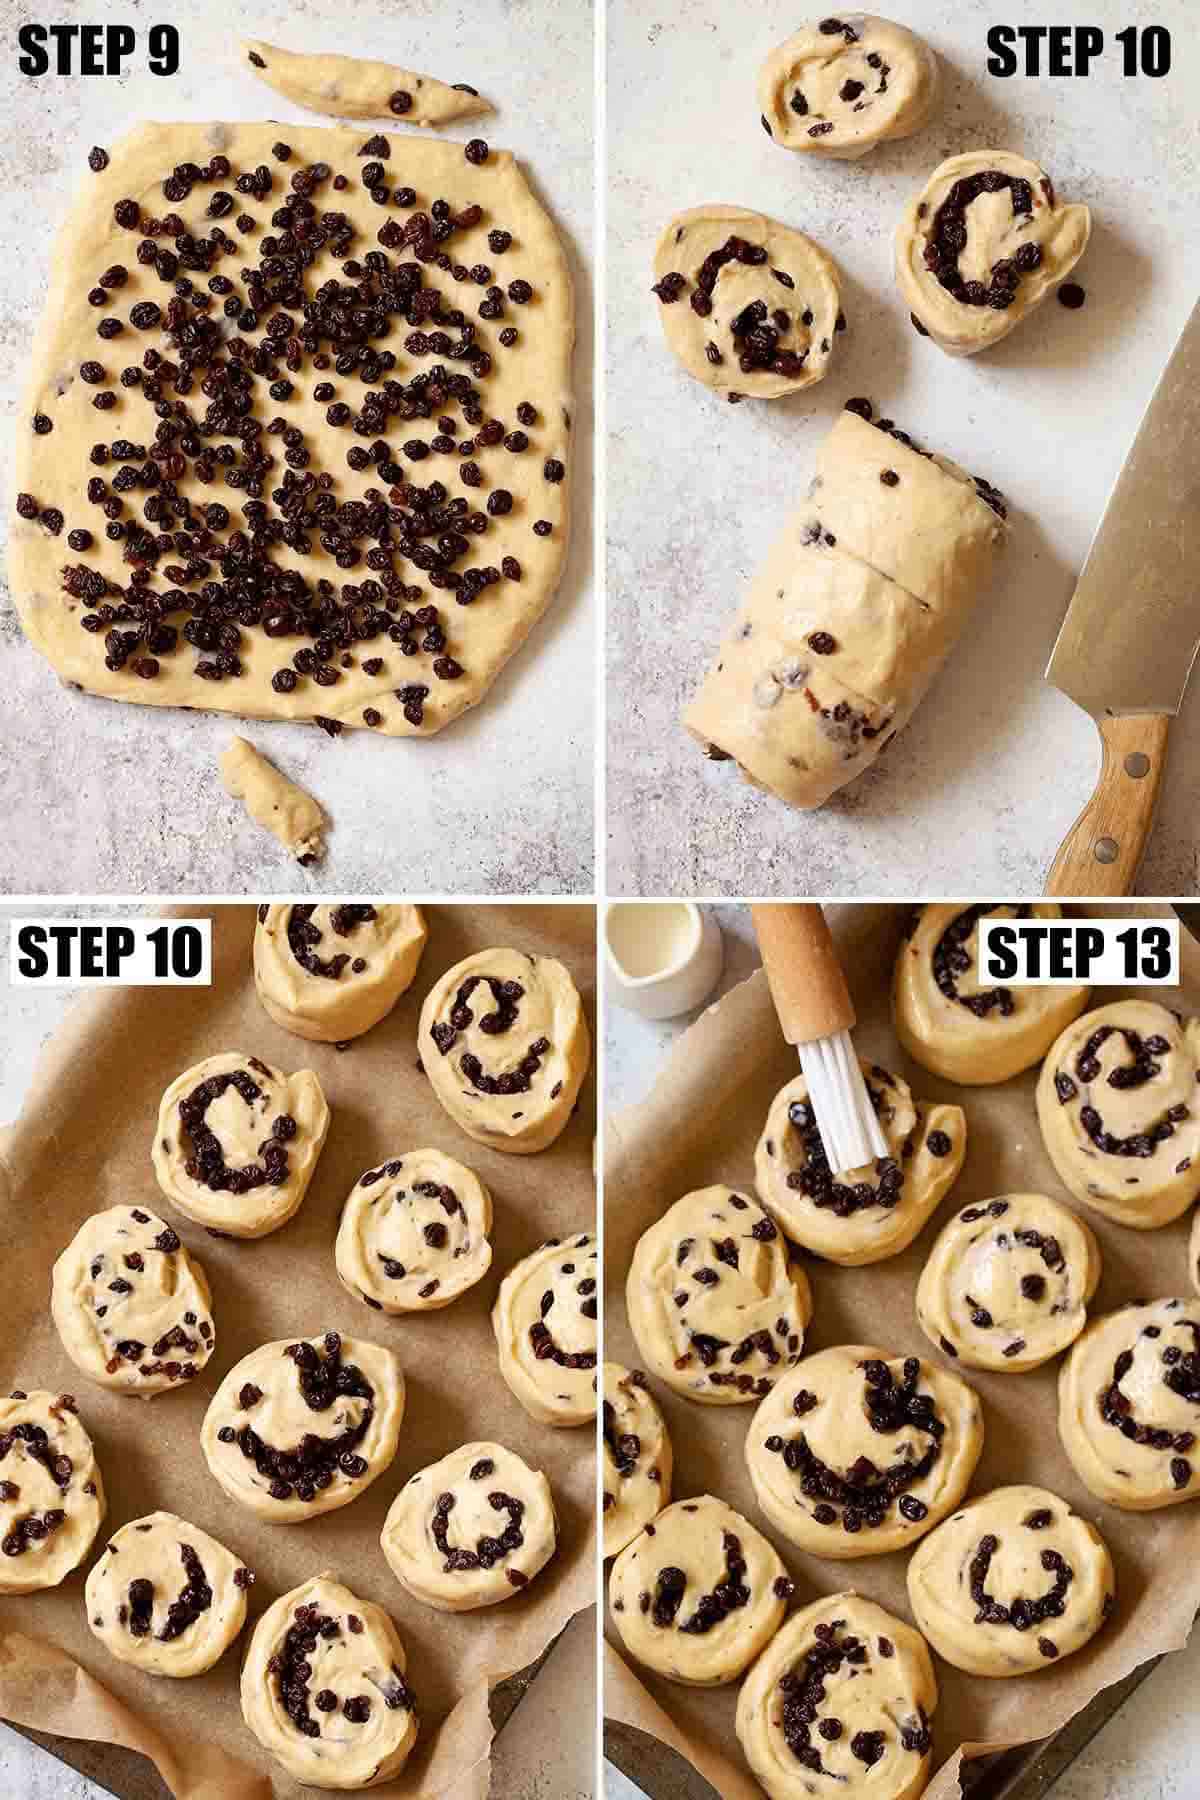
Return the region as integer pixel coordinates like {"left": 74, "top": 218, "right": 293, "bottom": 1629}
{"left": 604, "top": 903, "right": 1200, "bottom": 1800}
{"left": 0, "top": 902, "right": 596, "bottom": 1799}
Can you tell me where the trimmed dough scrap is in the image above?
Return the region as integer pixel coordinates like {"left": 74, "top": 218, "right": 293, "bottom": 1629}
{"left": 602, "top": 1363, "right": 673, "bottom": 1559}
{"left": 242, "top": 40, "right": 492, "bottom": 127}
{"left": 336, "top": 1147, "right": 493, "bottom": 1313}
{"left": 759, "top": 15, "right": 939, "bottom": 160}
{"left": 254, "top": 901, "right": 427, "bottom": 1042}
{"left": 221, "top": 739, "right": 326, "bottom": 864}
{"left": 201, "top": 1331, "right": 404, "bottom": 1523}
{"left": 152, "top": 1049, "right": 330, "bottom": 1238}
{"left": 1036, "top": 1000, "right": 1200, "bottom": 1228}
{"left": 419, "top": 946, "right": 591, "bottom": 1154}
{"left": 652, "top": 205, "right": 841, "bottom": 399}
{"left": 608, "top": 1494, "right": 792, "bottom": 1685}
{"left": 493, "top": 1232, "right": 597, "bottom": 1427}
{"left": 0, "top": 1389, "right": 106, "bottom": 1594}
{"left": 682, "top": 403, "right": 1006, "bottom": 807}
{"left": 897, "top": 149, "right": 1090, "bottom": 355}
{"left": 51, "top": 1204, "right": 215, "bottom": 1395}
{"left": 916, "top": 1193, "right": 1101, "bottom": 1373}
{"left": 12, "top": 122, "right": 572, "bottom": 738}
{"left": 908, "top": 1484, "right": 1114, "bottom": 1676}
{"left": 85, "top": 1510, "right": 251, "bottom": 1677}
{"left": 895, "top": 902, "right": 1089, "bottom": 1085}
{"left": 381, "top": 1440, "right": 556, "bottom": 1611}
{"left": 1058, "top": 1298, "right": 1200, "bottom": 1510}
{"left": 241, "top": 1571, "right": 418, "bottom": 1789}
{"left": 755, "top": 1059, "right": 965, "bottom": 1266}
{"left": 745, "top": 1347, "right": 983, "bottom": 1558}
{"left": 626, "top": 1185, "right": 813, "bottom": 1405}
{"left": 736, "top": 1592, "right": 937, "bottom": 1800}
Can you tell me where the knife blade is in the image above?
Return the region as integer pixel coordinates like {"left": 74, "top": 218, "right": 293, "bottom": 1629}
{"left": 1044, "top": 298, "right": 1200, "bottom": 895}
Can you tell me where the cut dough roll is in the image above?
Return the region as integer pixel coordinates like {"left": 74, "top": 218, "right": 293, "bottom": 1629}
{"left": 736, "top": 1592, "right": 937, "bottom": 1800}
{"left": 608, "top": 1494, "right": 793, "bottom": 1685}
{"left": 254, "top": 903, "right": 427, "bottom": 1043}
{"left": 242, "top": 40, "right": 491, "bottom": 126}
{"left": 85, "top": 1510, "right": 251, "bottom": 1677}
{"left": 895, "top": 902, "right": 1089, "bottom": 1085}
{"left": 755, "top": 1060, "right": 965, "bottom": 1266}
{"left": 151, "top": 1050, "right": 330, "bottom": 1238}
{"left": 907, "top": 1485, "right": 1114, "bottom": 1678}
{"left": 917, "top": 1194, "right": 1101, "bottom": 1372}
{"left": 683, "top": 404, "right": 1006, "bottom": 808}
{"left": 419, "top": 948, "right": 590, "bottom": 1154}
{"left": 897, "top": 150, "right": 1091, "bottom": 355}
{"left": 602, "top": 1364, "right": 673, "bottom": 1559}
{"left": 652, "top": 206, "right": 841, "bottom": 399}
{"left": 0, "top": 1390, "right": 105, "bottom": 1594}
{"left": 241, "top": 1572, "right": 418, "bottom": 1790}
{"left": 381, "top": 1441, "right": 556, "bottom": 1611}
{"left": 1036, "top": 1001, "right": 1200, "bottom": 1228}
{"left": 745, "top": 1348, "right": 983, "bottom": 1558}
{"left": 336, "top": 1149, "right": 493, "bottom": 1313}
{"left": 1059, "top": 1298, "right": 1200, "bottom": 1510}
{"left": 759, "top": 16, "right": 939, "bottom": 160}
{"left": 201, "top": 1332, "right": 404, "bottom": 1523}
{"left": 492, "top": 1233, "right": 597, "bottom": 1427}
{"left": 626, "top": 1186, "right": 813, "bottom": 1405}
{"left": 51, "top": 1204, "right": 215, "bottom": 1395}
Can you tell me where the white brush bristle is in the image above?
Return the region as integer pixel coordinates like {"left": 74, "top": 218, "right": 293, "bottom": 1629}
{"left": 797, "top": 1031, "right": 888, "bottom": 1175}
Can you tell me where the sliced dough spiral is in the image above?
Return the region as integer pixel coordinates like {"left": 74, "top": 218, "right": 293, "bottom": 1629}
{"left": 759, "top": 16, "right": 939, "bottom": 160}
{"left": 254, "top": 903, "right": 427, "bottom": 1043}
{"left": 151, "top": 1050, "right": 330, "bottom": 1238}
{"left": 336, "top": 1149, "right": 492, "bottom": 1313}
{"left": 603, "top": 1364, "right": 673, "bottom": 1559}
{"left": 917, "top": 1193, "right": 1100, "bottom": 1372}
{"left": 652, "top": 206, "right": 841, "bottom": 399}
{"left": 897, "top": 150, "right": 1090, "bottom": 355}
{"left": 608, "top": 1494, "right": 792, "bottom": 1686}
{"left": 683, "top": 405, "right": 1006, "bottom": 808}
{"left": 745, "top": 1347, "right": 983, "bottom": 1558}
{"left": 755, "top": 1061, "right": 965, "bottom": 1265}
{"left": 492, "top": 1233, "right": 597, "bottom": 1427}
{"left": 241, "top": 1572, "right": 418, "bottom": 1790}
{"left": 895, "top": 902, "right": 1089, "bottom": 1085}
{"left": 86, "top": 1510, "right": 251, "bottom": 1677}
{"left": 201, "top": 1332, "right": 404, "bottom": 1523}
{"left": 908, "top": 1485, "right": 1115, "bottom": 1677}
{"left": 1036, "top": 1001, "right": 1200, "bottom": 1228}
{"left": 736, "top": 1592, "right": 937, "bottom": 1800}
{"left": 1059, "top": 1298, "right": 1200, "bottom": 1510}
{"left": 381, "top": 1441, "right": 556, "bottom": 1611}
{"left": 0, "top": 1390, "right": 105, "bottom": 1593}
{"left": 626, "top": 1186, "right": 813, "bottom": 1405}
{"left": 51, "top": 1205, "right": 215, "bottom": 1395}
{"left": 419, "top": 948, "right": 590, "bottom": 1154}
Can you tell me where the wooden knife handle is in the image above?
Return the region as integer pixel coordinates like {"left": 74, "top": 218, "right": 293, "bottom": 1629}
{"left": 1044, "top": 714, "right": 1170, "bottom": 896}
{"left": 750, "top": 903, "right": 856, "bottom": 1046}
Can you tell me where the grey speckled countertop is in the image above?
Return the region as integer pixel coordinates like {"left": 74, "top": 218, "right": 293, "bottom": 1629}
{"left": 606, "top": 0, "right": 1200, "bottom": 896}
{"left": 0, "top": 0, "right": 594, "bottom": 896}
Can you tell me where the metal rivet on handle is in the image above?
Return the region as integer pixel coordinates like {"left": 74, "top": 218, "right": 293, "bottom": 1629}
{"left": 1124, "top": 753, "right": 1150, "bottom": 778}
{"left": 1094, "top": 837, "right": 1120, "bottom": 864}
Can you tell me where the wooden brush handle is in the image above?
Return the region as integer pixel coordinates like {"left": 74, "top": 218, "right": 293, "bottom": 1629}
{"left": 750, "top": 903, "right": 856, "bottom": 1047}
{"left": 1044, "top": 714, "right": 1169, "bottom": 897}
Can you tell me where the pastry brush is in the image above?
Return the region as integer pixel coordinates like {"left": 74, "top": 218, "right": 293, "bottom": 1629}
{"left": 750, "top": 903, "right": 887, "bottom": 1175}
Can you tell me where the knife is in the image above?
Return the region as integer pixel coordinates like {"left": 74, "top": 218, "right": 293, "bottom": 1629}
{"left": 1044, "top": 298, "right": 1200, "bottom": 895}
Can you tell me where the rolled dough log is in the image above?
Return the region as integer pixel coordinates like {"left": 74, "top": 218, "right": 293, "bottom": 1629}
{"left": 220, "top": 738, "right": 325, "bottom": 863}
{"left": 682, "top": 403, "right": 1007, "bottom": 808}
{"left": 241, "top": 41, "right": 492, "bottom": 126}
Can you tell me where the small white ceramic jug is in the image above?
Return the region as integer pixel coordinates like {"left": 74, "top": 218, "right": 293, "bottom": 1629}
{"left": 604, "top": 901, "right": 724, "bottom": 1019}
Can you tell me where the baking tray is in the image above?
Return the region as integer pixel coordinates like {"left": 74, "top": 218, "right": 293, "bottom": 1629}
{"left": 603, "top": 905, "right": 1200, "bottom": 1800}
